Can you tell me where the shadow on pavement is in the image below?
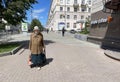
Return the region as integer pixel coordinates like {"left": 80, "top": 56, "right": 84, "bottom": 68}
{"left": 41, "top": 58, "right": 53, "bottom": 67}
{"left": 30, "top": 58, "right": 54, "bottom": 68}
{"left": 44, "top": 40, "right": 55, "bottom": 45}
{"left": 0, "top": 39, "right": 54, "bottom": 67}
{"left": 20, "top": 40, "right": 55, "bottom": 49}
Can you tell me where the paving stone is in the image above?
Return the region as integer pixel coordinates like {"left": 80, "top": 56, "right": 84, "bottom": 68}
{"left": 0, "top": 32, "right": 120, "bottom": 82}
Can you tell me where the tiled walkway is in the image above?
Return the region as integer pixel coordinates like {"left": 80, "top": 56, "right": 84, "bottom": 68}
{"left": 0, "top": 32, "right": 120, "bottom": 82}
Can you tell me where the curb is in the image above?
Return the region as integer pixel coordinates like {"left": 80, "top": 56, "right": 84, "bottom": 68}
{"left": 104, "top": 50, "right": 120, "bottom": 61}
{"left": 0, "top": 44, "right": 24, "bottom": 57}
{"left": 11, "top": 44, "right": 24, "bottom": 55}
{"left": 74, "top": 34, "right": 88, "bottom": 41}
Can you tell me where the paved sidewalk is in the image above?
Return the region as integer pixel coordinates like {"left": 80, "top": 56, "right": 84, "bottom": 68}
{"left": 104, "top": 49, "right": 120, "bottom": 61}
{"left": 0, "top": 32, "right": 120, "bottom": 82}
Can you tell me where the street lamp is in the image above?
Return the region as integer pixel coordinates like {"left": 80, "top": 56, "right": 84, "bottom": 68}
{"left": 64, "top": 0, "right": 66, "bottom": 30}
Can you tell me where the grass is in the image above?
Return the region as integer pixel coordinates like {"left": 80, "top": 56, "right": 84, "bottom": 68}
{"left": 80, "top": 28, "right": 90, "bottom": 34}
{"left": 0, "top": 43, "right": 20, "bottom": 54}
{"left": 80, "top": 31, "right": 89, "bottom": 34}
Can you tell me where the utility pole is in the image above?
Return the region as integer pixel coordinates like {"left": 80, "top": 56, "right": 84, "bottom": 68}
{"left": 0, "top": 16, "right": 2, "bottom": 23}
{"left": 0, "top": 9, "right": 2, "bottom": 23}
{"left": 31, "top": 8, "right": 33, "bottom": 21}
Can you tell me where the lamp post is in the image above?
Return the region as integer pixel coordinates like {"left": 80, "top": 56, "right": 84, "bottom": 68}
{"left": 0, "top": 11, "right": 2, "bottom": 23}
{"left": 64, "top": 0, "right": 66, "bottom": 29}
{"left": 0, "top": 16, "right": 2, "bottom": 23}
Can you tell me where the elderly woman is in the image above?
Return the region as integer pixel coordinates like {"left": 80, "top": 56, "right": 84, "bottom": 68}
{"left": 29, "top": 26, "right": 45, "bottom": 69}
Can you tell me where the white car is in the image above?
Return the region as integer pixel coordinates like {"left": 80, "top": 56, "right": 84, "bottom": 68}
{"left": 76, "top": 29, "right": 81, "bottom": 32}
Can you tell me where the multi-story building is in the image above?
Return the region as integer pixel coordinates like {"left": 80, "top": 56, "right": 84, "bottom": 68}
{"left": 47, "top": 0, "right": 91, "bottom": 31}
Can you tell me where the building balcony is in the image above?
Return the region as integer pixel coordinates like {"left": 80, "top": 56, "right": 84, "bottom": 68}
{"left": 76, "top": 20, "right": 85, "bottom": 24}
{"left": 73, "top": 3, "right": 79, "bottom": 8}
{"left": 103, "top": 0, "right": 120, "bottom": 10}
{"left": 81, "top": 4, "right": 87, "bottom": 8}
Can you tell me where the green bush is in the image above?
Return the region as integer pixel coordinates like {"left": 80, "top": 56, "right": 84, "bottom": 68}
{"left": 80, "top": 30, "right": 89, "bottom": 34}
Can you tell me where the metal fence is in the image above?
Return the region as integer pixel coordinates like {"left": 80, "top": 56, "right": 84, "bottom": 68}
{"left": 0, "top": 31, "right": 12, "bottom": 43}
{"left": 0, "top": 30, "right": 21, "bottom": 43}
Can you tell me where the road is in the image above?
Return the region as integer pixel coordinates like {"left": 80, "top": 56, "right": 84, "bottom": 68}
{"left": 0, "top": 32, "right": 120, "bottom": 82}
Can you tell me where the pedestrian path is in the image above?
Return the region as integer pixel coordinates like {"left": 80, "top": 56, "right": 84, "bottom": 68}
{"left": 44, "top": 32, "right": 100, "bottom": 48}
{"left": 0, "top": 32, "right": 120, "bottom": 82}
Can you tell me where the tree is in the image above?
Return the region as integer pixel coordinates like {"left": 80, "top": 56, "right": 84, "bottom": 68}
{"left": 85, "top": 17, "right": 91, "bottom": 28}
{"left": 0, "top": 23, "right": 5, "bottom": 30}
{"left": 80, "top": 18, "right": 90, "bottom": 34}
{"left": 0, "top": 0, "right": 37, "bottom": 25}
{"left": 30, "top": 19, "right": 44, "bottom": 31}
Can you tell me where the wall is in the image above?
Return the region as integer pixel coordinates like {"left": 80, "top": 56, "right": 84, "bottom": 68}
{"left": 89, "top": 10, "right": 110, "bottom": 37}
{"left": 88, "top": 10, "right": 111, "bottom": 45}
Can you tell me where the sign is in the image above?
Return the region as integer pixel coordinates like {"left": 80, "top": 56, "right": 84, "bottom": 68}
{"left": 21, "top": 23, "right": 28, "bottom": 32}
{"left": 58, "top": 22, "right": 65, "bottom": 30}
{"left": 5, "top": 25, "right": 10, "bottom": 30}
{"left": 91, "top": 18, "right": 108, "bottom": 24}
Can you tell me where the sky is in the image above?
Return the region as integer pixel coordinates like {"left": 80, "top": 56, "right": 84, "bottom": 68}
{"left": 26, "top": 0, "right": 51, "bottom": 27}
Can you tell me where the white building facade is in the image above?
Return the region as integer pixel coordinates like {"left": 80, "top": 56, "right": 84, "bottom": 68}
{"left": 92, "top": 0, "right": 104, "bottom": 14}
{"left": 47, "top": 0, "right": 92, "bottom": 31}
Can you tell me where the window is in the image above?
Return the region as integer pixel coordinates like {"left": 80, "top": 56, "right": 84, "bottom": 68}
{"left": 60, "top": 15, "right": 63, "bottom": 19}
{"left": 81, "top": 0, "right": 85, "bottom": 4}
{"left": 74, "top": 0, "right": 78, "bottom": 4}
{"left": 60, "top": 14, "right": 65, "bottom": 19}
{"left": 81, "top": 8, "right": 86, "bottom": 12}
{"left": 67, "top": 0, "right": 70, "bottom": 4}
{"left": 60, "top": 0, "right": 63, "bottom": 4}
{"left": 88, "top": 8, "right": 91, "bottom": 12}
{"left": 60, "top": 7, "right": 63, "bottom": 11}
{"left": 88, "top": 16, "right": 91, "bottom": 19}
{"left": 73, "top": 23, "right": 76, "bottom": 28}
{"left": 88, "top": 0, "right": 91, "bottom": 5}
{"left": 67, "top": 7, "right": 70, "bottom": 11}
{"left": 67, "top": 15, "right": 70, "bottom": 19}
{"left": 81, "top": 15, "right": 84, "bottom": 19}
{"left": 74, "top": 8, "right": 78, "bottom": 12}
{"left": 74, "top": 15, "right": 77, "bottom": 20}
{"left": 67, "top": 23, "right": 70, "bottom": 28}
{"left": 84, "top": 7, "right": 87, "bottom": 11}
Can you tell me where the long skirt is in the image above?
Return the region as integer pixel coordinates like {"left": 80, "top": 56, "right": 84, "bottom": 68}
{"left": 30, "top": 53, "right": 46, "bottom": 65}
